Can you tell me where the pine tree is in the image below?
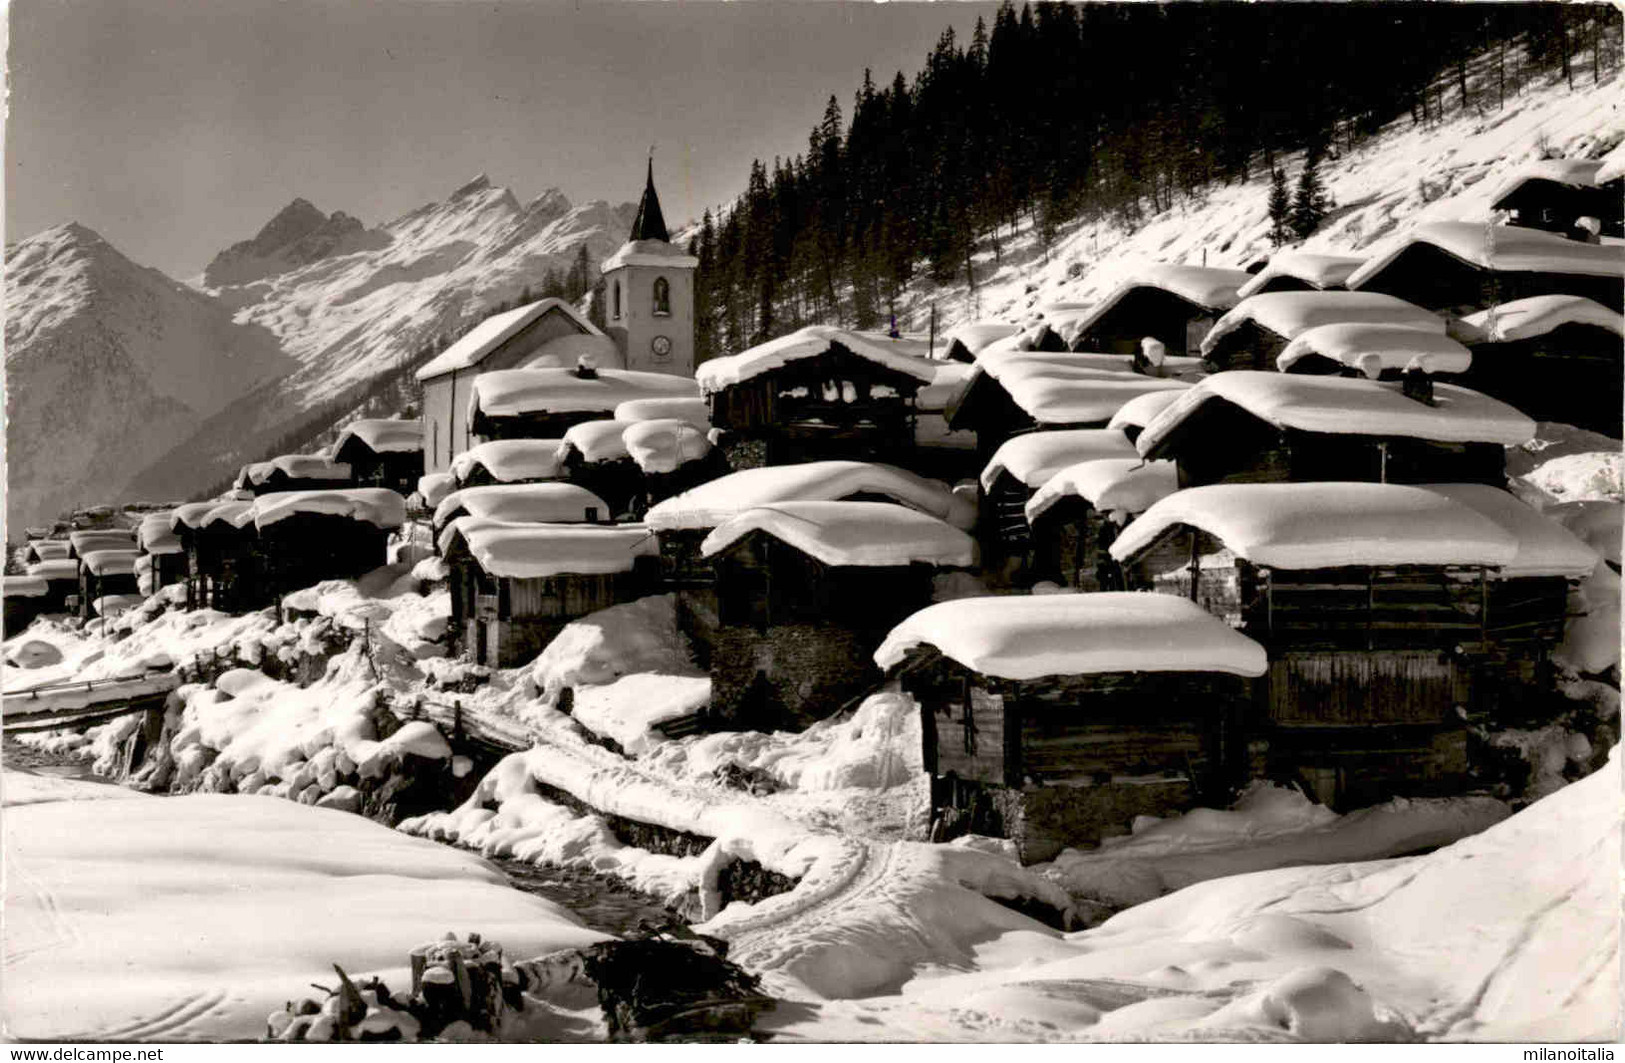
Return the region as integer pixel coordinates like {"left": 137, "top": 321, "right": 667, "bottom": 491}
{"left": 1267, "top": 166, "right": 1293, "bottom": 246}
{"left": 1289, "top": 140, "right": 1329, "bottom": 240}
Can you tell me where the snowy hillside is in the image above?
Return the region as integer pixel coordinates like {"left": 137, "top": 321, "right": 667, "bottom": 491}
{"left": 120, "top": 177, "right": 634, "bottom": 504}
{"left": 3, "top": 223, "right": 294, "bottom": 534}
{"left": 900, "top": 67, "right": 1624, "bottom": 331}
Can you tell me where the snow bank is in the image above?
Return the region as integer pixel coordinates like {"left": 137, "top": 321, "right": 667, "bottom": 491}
{"left": 252, "top": 488, "right": 406, "bottom": 531}
{"left": 91, "top": 594, "right": 145, "bottom": 618}
{"left": 1110, "top": 481, "right": 1519, "bottom": 570}
{"left": 646, "top": 460, "right": 976, "bottom": 533}
{"left": 1236, "top": 252, "right": 1367, "bottom": 297}
{"left": 570, "top": 673, "right": 712, "bottom": 755}
{"left": 694, "top": 325, "right": 937, "bottom": 393}
{"left": 560, "top": 419, "right": 632, "bottom": 464}
{"left": 1546, "top": 499, "right": 1623, "bottom": 567}
{"left": 1105, "top": 387, "right": 1191, "bottom": 433}
{"left": 1348, "top": 220, "right": 1625, "bottom": 289}
{"left": 1202, "top": 290, "right": 1445, "bottom": 354}
{"left": 468, "top": 367, "right": 699, "bottom": 420}
{"left": 875, "top": 592, "right": 1267, "bottom": 679}
{"left": 458, "top": 522, "right": 657, "bottom": 579}
{"left": 1459, "top": 293, "right": 1624, "bottom": 343}
{"left": 1137, "top": 371, "right": 1536, "bottom": 457}
{"left": 1422, "top": 483, "right": 1599, "bottom": 578}
{"left": 449, "top": 439, "right": 565, "bottom": 484}
{"left": 531, "top": 594, "right": 697, "bottom": 700}
{"left": 1277, "top": 322, "right": 1474, "bottom": 376}
{"left": 414, "top": 298, "right": 601, "bottom": 380}
{"left": 1025, "top": 458, "right": 1179, "bottom": 523}
{"left": 433, "top": 482, "right": 610, "bottom": 531}
{"left": 623, "top": 418, "right": 714, "bottom": 474}
{"left": 979, "top": 428, "right": 1137, "bottom": 491}
{"left": 613, "top": 396, "right": 711, "bottom": 425}
{"left": 332, "top": 417, "right": 423, "bottom": 455}
{"left": 415, "top": 472, "right": 457, "bottom": 509}
{"left": 701, "top": 501, "right": 977, "bottom": 569}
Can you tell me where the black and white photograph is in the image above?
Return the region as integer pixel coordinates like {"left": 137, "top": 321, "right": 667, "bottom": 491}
{"left": 3, "top": 0, "right": 1622, "bottom": 1046}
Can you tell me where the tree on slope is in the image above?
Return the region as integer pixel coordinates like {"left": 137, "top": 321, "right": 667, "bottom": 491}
{"left": 1290, "top": 139, "right": 1330, "bottom": 240}
{"left": 1267, "top": 166, "right": 1292, "bottom": 247}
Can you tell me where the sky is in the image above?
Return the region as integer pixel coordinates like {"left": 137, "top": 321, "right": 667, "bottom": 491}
{"left": 6, "top": 0, "right": 999, "bottom": 280}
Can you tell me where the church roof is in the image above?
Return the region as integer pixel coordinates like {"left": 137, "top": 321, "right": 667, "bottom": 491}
{"left": 630, "top": 158, "right": 669, "bottom": 242}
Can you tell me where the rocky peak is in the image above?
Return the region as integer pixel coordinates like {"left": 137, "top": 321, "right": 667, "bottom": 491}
{"left": 451, "top": 173, "right": 493, "bottom": 200}
{"left": 249, "top": 198, "right": 329, "bottom": 254}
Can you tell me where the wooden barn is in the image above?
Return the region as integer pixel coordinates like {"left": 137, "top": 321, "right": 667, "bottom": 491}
{"left": 442, "top": 521, "right": 658, "bottom": 668}
{"left": 236, "top": 455, "right": 353, "bottom": 496}
{"left": 1108, "top": 481, "right": 1598, "bottom": 809}
{"left": 559, "top": 420, "right": 644, "bottom": 517}
{"left": 4, "top": 575, "right": 52, "bottom": 633}
{"left": 24, "top": 559, "right": 80, "bottom": 615}
{"left": 449, "top": 440, "right": 566, "bottom": 488}
{"left": 1199, "top": 290, "right": 1444, "bottom": 373}
{"left": 874, "top": 592, "right": 1267, "bottom": 861}
{"left": 165, "top": 502, "right": 218, "bottom": 609}
{"left": 978, "top": 428, "right": 1138, "bottom": 558}
{"left": 78, "top": 549, "right": 142, "bottom": 621}
{"left": 1023, "top": 456, "right": 1179, "bottom": 591}
{"left": 188, "top": 501, "right": 264, "bottom": 613}
{"left": 433, "top": 482, "right": 613, "bottom": 541}
{"left": 465, "top": 364, "right": 699, "bottom": 446}
{"left": 1275, "top": 322, "right": 1475, "bottom": 379}
{"left": 415, "top": 298, "right": 620, "bottom": 475}
{"left": 621, "top": 418, "right": 723, "bottom": 511}
{"left": 1070, "top": 265, "right": 1252, "bottom": 356}
{"left": 137, "top": 514, "right": 187, "bottom": 595}
{"left": 687, "top": 500, "right": 976, "bottom": 731}
{"left": 697, "top": 326, "right": 936, "bottom": 469}
{"left": 332, "top": 419, "right": 425, "bottom": 494}
{"left": 1134, "top": 371, "right": 1535, "bottom": 490}
{"left": 1488, "top": 158, "right": 1617, "bottom": 237}
{"left": 1345, "top": 220, "right": 1625, "bottom": 314}
{"left": 643, "top": 460, "right": 976, "bottom": 590}
{"left": 1455, "top": 295, "right": 1625, "bottom": 437}
{"left": 251, "top": 489, "right": 405, "bottom": 609}
{"left": 1235, "top": 252, "right": 1366, "bottom": 298}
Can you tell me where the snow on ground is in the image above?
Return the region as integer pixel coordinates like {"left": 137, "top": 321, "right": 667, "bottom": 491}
{"left": 4, "top": 777, "right": 604, "bottom": 1041}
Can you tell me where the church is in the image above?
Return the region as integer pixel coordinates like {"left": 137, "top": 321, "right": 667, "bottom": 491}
{"left": 415, "top": 162, "right": 698, "bottom": 475}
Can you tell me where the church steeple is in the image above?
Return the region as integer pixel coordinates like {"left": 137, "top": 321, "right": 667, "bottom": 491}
{"left": 628, "top": 156, "right": 670, "bottom": 243}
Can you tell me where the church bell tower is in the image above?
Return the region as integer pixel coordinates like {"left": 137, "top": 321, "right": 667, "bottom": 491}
{"left": 601, "top": 159, "right": 698, "bottom": 377}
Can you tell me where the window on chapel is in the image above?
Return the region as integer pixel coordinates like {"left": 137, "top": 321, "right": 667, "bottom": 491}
{"left": 653, "top": 277, "right": 671, "bottom": 316}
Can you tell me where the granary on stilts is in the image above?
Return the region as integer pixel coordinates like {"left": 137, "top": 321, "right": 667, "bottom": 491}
{"left": 1069, "top": 265, "right": 1253, "bottom": 356}
{"left": 1199, "top": 290, "right": 1445, "bottom": 372}
{"left": 1454, "top": 295, "right": 1625, "bottom": 437}
{"left": 185, "top": 501, "right": 262, "bottom": 613}
{"left": 874, "top": 592, "right": 1268, "bottom": 862}
{"left": 332, "top": 419, "right": 425, "bottom": 494}
{"left": 688, "top": 500, "right": 976, "bottom": 731}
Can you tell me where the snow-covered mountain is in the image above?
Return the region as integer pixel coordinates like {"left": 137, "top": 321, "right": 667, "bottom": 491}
{"left": 3, "top": 222, "right": 295, "bottom": 534}
{"left": 119, "top": 176, "right": 636, "bottom": 503}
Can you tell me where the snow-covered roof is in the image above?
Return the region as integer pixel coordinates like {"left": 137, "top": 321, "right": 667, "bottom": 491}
{"left": 449, "top": 439, "right": 566, "bottom": 484}
{"left": 468, "top": 367, "right": 699, "bottom": 421}
{"left": 27, "top": 559, "right": 80, "bottom": 581}
{"left": 613, "top": 397, "right": 711, "bottom": 425}
{"left": 561, "top": 419, "right": 632, "bottom": 464}
{"left": 1277, "top": 323, "right": 1474, "bottom": 376}
{"left": 1236, "top": 252, "right": 1367, "bottom": 298}
{"left": 979, "top": 428, "right": 1138, "bottom": 491}
{"left": 874, "top": 592, "right": 1268, "bottom": 680}
{"left": 944, "top": 322, "right": 1021, "bottom": 358}
{"left": 1025, "top": 458, "right": 1179, "bottom": 523}
{"left": 454, "top": 521, "right": 658, "bottom": 579}
{"left": 1109, "top": 482, "right": 1521, "bottom": 570}
{"left": 416, "top": 473, "right": 458, "bottom": 509}
{"left": 433, "top": 482, "right": 611, "bottom": 531}
{"left": 700, "top": 501, "right": 977, "bottom": 569}
{"left": 1201, "top": 291, "right": 1444, "bottom": 356}
{"left": 138, "top": 516, "right": 183, "bottom": 555}
{"left": 247, "top": 454, "right": 352, "bottom": 485}
{"left": 600, "top": 238, "right": 699, "bottom": 273}
{"left": 332, "top": 419, "right": 424, "bottom": 457}
{"left": 694, "top": 325, "right": 937, "bottom": 393}
{"left": 622, "top": 418, "right": 714, "bottom": 474}
{"left": 644, "top": 460, "right": 976, "bottom": 533}
{"left": 1458, "top": 295, "right": 1624, "bottom": 343}
{"left": 168, "top": 502, "right": 219, "bottom": 531}
{"left": 969, "top": 359, "right": 1191, "bottom": 427}
{"left": 1347, "top": 221, "right": 1625, "bottom": 290}
{"left": 91, "top": 594, "right": 146, "bottom": 618}
{"left": 514, "top": 333, "right": 625, "bottom": 372}
{"left": 1597, "top": 143, "right": 1625, "bottom": 187}
{"left": 415, "top": 299, "right": 601, "bottom": 381}
{"left": 200, "top": 501, "right": 257, "bottom": 531}
{"left": 1106, "top": 387, "right": 1193, "bottom": 433}
{"left": 1070, "top": 265, "right": 1253, "bottom": 340}
{"left": 1136, "top": 371, "right": 1536, "bottom": 457}
{"left": 252, "top": 488, "right": 407, "bottom": 532}
{"left": 82, "top": 549, "right": 140, "bottom": 577}
{"left": 24, "top": 541, "right": 70, "bottom": 562}
{"left": 1487, "top": 159, "right": 1606, "bottom": 209}
{"left": 5, "top": 575, "right": 50, "bottom": 598}
{"left": 1422, "top": 484, "right": 1599, "bottom": 579}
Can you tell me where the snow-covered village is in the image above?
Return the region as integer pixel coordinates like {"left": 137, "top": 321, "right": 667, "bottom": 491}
{"left": 3, "top": 0, "right": 1623, "bottom": 1047}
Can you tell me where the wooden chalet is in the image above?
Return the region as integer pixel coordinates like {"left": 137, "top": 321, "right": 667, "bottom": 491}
{"left": 1134, "top": 371, "right": 1535, "bottom": 490}
{"left": 442, "top": 521, "right": 658, "bottom": 668}
{"left": 1345, "top": 221, "right": 1625, "bottom": 314}
{"left": 236, "top": 455, "right": 353, "bottom": 497}
{"left": 251, "top": 489, "right": 404, "bottom": 610}
{"left": 1275, "top": 322, "right": 1475, "bottom": 379}
{"left": 643, "top": 460, "right": 977, "bottom": 590}
{"left": 977, "top": 428, "right": 1137, "bottom": 559}
{"left": 449, "top": 440, "right": 566, "bottom": 488}
{"left": 78, "top": 549, "right": 142, "bottom": 621}
{"left": 687, "top": 501, "right": 976, "bottom": 731}
{"left": 137, "top": 514, "right": 187, "bottom": 595}
{"left": 874, "top": 593, "right": 1267, "bottom": 862}
{"left": 1108, "top": 481, "right": 1598, "bottom": 809}
{"left": 1488, "top": 159, "right": 1618, "bottom": 238}
{"left": 465, "top": 364, "right": 699, "bottom": 446}
{"left": 697, "top": 326, "right": 936, "bottom": 469}
{"left": 1235, "top": 252, "right": 1366, "bottom": 298}
{"left": 415, "top": 298, "right": 618, "bottom": 475}
{"left": 23, "top": 559, "right": 80, "bottom": 615}
{"left": 559, "top": 420, "right": 644, "bottom": 517}
{"left": 1023, "top": 456, "right": 1179, "bottom": 591}
{"left": 4, "top": 575, "right": 52, "bottom": 633}
{"left": 332, "top": 419, "right": 425, "bottom": 495}
{"left": 1199, "top": 291, "right": 1445, "bottom": 372}
{"left": 1070, "top": 265, "right": 1252, "bottom": 356}
{"left": 1455, "top": 295, "right": 1625, "bottom": 437}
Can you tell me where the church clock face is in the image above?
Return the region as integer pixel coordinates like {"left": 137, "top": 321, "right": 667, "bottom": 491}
{"left": 651, "top": 334, "right": 672, "bottom": 360}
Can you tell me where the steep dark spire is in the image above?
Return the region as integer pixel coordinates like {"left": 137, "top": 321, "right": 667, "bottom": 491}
{"left": 628, "top": 157, "right": 670, "bottom": 243}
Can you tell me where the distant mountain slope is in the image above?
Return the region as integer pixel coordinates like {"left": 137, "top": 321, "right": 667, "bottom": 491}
{"left": 201, "top": 198, "right": 389, "bottom": 289}
{"left": 4, "top": 223, "right": 295, "bottom": 533}
{"left": 121, "top": 176, "right": 634, "bottom": 502}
